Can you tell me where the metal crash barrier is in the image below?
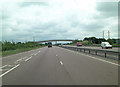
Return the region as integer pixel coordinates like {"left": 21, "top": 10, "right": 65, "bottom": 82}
{"left": 59, "top": 46, "right": 119, "bottom": 60}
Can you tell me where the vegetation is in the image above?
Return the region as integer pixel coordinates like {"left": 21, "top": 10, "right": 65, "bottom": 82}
{"left": 70, "top": 39, "right": 83, "bottom": 46}
{"left": 70, "top": 37, "right": 119, "bottom": 47}
{"left": 1, "top": 41, "right": 46, "bottom": 56}
{"left": 82, "top": 41, "right": 91, "bottom": 46}
{"left": 83, "top": 37, "right": 106, "bottom": 44}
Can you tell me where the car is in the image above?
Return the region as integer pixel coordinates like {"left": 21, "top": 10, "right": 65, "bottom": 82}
{"left": 77, "top": 42, "right": 82, "bottom": 46}
{"left": 101, "top": 42, "right": 112, "bottom": 49}
{"left": 48, "top": 42, "right": 52, "bottom": 48}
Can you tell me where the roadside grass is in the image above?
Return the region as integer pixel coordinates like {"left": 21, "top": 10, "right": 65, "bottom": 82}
{"left": 2, "top": 46, "right": 46, "bottom": 57}
{"left": 0, "top": 52, "right": 1, "bottom": 57}
{"left": 70, "top": 44, "right": 76, "bottom": 46}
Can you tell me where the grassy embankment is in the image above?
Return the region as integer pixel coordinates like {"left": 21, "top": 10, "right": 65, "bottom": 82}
{"left": 1, "top": 41, "right": 46, "bottom": 57}
{"left": 2, "top": 45, "right": 46, "bottom": 57}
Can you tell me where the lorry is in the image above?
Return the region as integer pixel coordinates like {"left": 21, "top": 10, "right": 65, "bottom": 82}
{"left": 48, "top": 42, "right": 52, "bottom": 48}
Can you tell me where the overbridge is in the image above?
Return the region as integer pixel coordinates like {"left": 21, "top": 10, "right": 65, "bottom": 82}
{"left": 36, "top": 39, "right": 74, "bottom": 43}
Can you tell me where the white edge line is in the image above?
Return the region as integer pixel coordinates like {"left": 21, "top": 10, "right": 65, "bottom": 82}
{"left": 77, "top": 51, "right": 120, "bottom": 66}
{"left": 84, "top": 54, "right": 119, "bottom": 66}
{"left": 60, "top": 47, "right": 119, "bottom": 66}
{"left": 0, "top": 64, "right": 20, "bottom": 77}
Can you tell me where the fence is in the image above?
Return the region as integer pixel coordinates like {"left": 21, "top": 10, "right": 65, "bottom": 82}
{"left": 59, "top": 46, "right": 120, "bottom": 60}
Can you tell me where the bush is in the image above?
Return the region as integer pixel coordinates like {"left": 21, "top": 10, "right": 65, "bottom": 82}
{"left": 82, "top": 41, "right": 91, "bottom": 46}
{"left": 2, "top": 41, "right": 44, "bottom": 51}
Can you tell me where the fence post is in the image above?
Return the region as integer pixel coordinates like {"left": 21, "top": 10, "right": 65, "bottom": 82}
{"left": 89, "top": 50, "right": 90, "bottom": 54}
{"left": 118, "top": 53, "right": 120, "bottom": 60}
{"left": 77, "top": 48, "right": 78, "bottom": 51}
{"left": 105, "top": 53, "right": 106, "bottom": 57}
{"left": 96, "top": 51, "right": 97, "bottom": 55}
{"left": 84, "top": 49, "right": 85, "bottom": 53}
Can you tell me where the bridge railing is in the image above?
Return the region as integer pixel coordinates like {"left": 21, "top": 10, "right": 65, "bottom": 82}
{"left": 58, "top": 45, "right": 120, "bottom": 60}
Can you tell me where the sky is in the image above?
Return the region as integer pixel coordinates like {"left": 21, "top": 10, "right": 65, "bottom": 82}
{"left": 1, "top": 0, "right": 119, "bottom": 42}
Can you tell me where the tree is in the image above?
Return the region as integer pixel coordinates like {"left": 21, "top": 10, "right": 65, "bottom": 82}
{"left": 83, "top": 37, "right": 106, "bottom": 44}
{"left": 83, "top": 37, "right": 97, "bottom": 44}
{"left": 107, "top": 39, "right": 113, "bottom": 45}
{"left": 73, "top": 39, "right": 83, "bottom": 44}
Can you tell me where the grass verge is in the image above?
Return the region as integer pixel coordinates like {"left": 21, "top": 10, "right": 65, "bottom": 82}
{"left": 2, "top": 46, "right": 46, "bottom": 57}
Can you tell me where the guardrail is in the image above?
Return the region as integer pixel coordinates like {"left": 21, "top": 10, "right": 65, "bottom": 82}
{"left": 59, "top": 46, "right": 120, "bottom": 60}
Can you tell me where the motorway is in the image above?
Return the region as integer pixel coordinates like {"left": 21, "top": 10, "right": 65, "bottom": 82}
{"left": 1, "top": 46, "right": 118, "bottom": 85}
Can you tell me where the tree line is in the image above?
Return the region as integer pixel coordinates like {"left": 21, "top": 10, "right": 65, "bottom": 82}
{"left": 83, "top": 37, "right": 118, "bottom": 45}
{"left": 72, "top": 37, "right": 118, "bottom": 45}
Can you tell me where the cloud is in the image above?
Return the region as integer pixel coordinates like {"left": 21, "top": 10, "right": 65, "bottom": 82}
{"left": 20, "top": 2, "right": 48, "bottom": 7}
{"left": 1, "top": 0, "right": 118, "bottom": 42}
{"left": 94, "top": 2, "right": 118, "bottom": 21}
{"left": 96, "top": 2, "right": 118, "bottom": 17}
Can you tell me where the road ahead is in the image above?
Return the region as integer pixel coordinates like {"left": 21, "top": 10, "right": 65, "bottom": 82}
{"left": 2, "top": 46, "right": 118, "bottom": 85}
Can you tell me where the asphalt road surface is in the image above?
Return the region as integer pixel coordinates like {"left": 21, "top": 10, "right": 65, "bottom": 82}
{"left": 2, "top": 46, "right": 118, "bottom": 85}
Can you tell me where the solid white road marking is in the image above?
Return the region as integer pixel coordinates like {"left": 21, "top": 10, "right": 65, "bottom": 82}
{"left": 76, "top": 51, "right": 120, "bottom": 66}
{"left": 60, "top": 61, "right": 63, "bottom": 65}
{"left": 0, "top": 64, "right": 20, "bottom": 77}
{"left": 59, "top": 47, "right": 119, "bottom": 66}
{"left": 84, "top": 55, "right": 120, "bottom": 66}
{"left": 25, "top": 56, "right": 32, "bottom": 62}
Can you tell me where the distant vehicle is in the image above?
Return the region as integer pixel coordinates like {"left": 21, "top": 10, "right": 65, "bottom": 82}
{"left": 77, "top": 42, "right": 82, "bottom": 46}
{"left": 48, "top": 42, "right": 52, "bottom": 48}
{"left": 101, "top": 42, "right": 112, "bottom": 49}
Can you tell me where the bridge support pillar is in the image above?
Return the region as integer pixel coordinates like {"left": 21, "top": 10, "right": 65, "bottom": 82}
{"left": 55, "top": 41, "right": 57, "bottom": 45}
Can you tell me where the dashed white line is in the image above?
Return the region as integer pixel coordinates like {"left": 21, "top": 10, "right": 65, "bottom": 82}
{"left": 0, "top": 64, "right": 20, "bottom": 77}
{"left": 31, "top": 53, "right": 35, "bottom": 56}
{"left": 60, "top": 61, "right": 63, "bottom": 65}
{"left": 0, "top": 65, "right": 8, "bottom": 69}
{"left": 25, "top": 56, "right": 32, "bottom": 62}
{"left": 34, "top": 51, "right": 40, "bottom": 55}
{"left": 34, "top": 53, "right": 37, "bottom": 55}
{"left": 17, "top": 58, "right": 22, "bottom": 61}
{"left": 22, "top": 57, "right": 27, "bottom": 59}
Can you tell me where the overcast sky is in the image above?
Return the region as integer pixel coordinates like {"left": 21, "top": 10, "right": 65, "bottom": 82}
{"left": 1, "top": 0, "right": 118, "bottom": 42}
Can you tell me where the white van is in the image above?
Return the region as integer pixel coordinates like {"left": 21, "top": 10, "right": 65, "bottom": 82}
{"left": 101, "top": 42, "right": 112, "bottom": 49}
